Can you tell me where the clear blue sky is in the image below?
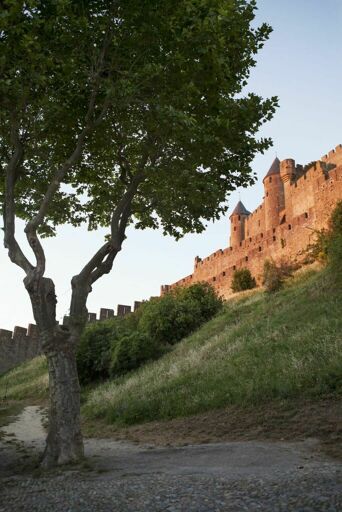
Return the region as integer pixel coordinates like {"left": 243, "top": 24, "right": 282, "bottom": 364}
{"left": 1, "top": 0, "right": 341, "bottom": 330}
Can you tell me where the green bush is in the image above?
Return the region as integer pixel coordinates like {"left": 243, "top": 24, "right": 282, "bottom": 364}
{"left": 77, "top": 322, "right": 113, "bottom": 384}
{"left": 77, "top": 282, "right": 223, "bottom": 383}
{"left": 231, "top": 268, "right": 256, "bottom": 293}
{"left": 110, "top": 332, "right": 167, "bottom": 377}
{"left": 77, "top": 314, "right": 139, "bottom": 384}
{"left": 307, "top": 201, "right": 342, "bottom": 269}
{"left": 327, "top": 200, "right": 342, "bottom": 272}
{"left": 138, "top": 282, "right": 223, "bottom": 345}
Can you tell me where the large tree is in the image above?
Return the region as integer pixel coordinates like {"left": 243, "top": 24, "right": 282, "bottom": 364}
{"left": 0, "top": 0, "right": 277, "bottom": 467}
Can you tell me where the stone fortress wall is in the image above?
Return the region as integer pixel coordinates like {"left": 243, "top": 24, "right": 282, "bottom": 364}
{"left": 0, "top": 301, "right": 141, "bottom": 376}
{"left": 161, "top": 144, "right": 342, "bottom": 298}
{"left": 2, "top": 144, "right": 341, "bottom": 376}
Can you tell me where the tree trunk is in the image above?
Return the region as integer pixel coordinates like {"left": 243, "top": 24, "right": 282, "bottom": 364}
{"left": 41, "top": 328, "right": 84, "bottom": 467}
{"left": 25, "top": 275, "right": 84, "bottom": 467}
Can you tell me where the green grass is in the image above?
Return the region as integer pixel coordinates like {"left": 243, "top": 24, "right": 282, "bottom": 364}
{"left": 0, "top": 356, "right": 48, "bottom": 401}
{"left": 1, "top": 267, "right": 341, "bottom": 428}
{"left": 83, "top": 267, "right": 342, "bottom": 425}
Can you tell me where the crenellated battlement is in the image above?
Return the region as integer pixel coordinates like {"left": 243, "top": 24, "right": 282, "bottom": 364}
{"left": 162, "top": 143, "right": 342, "bottom": 298}
{"left": 0, "top": 300, "right": 143, "bottom": 376}
{"left": 0, "top": 323, "right": 41, "bottom": 376}
{"left": 321, "top": 144, "right": 342, "bottom": 166}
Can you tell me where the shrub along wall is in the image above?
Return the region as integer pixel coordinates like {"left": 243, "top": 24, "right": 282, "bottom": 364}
{"left": 77, "top": 282, "right": 223, "bottom": 384}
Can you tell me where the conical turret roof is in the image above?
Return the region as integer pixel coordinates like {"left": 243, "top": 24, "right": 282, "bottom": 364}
{"left": 229, "top": 200, "right": 250, "bottom": 218}
{"left": 263, "top": 157, "right": 280, "bottom": 180}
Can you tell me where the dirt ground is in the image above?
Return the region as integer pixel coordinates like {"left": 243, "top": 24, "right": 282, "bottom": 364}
{"left": 83, "top": 396, "right": 342, "bottom": 459}
{"left": 0, "top": 402, "right": 341, "bottom": 511}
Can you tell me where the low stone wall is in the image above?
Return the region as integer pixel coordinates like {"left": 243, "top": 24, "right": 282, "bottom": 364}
{"left": 0, "top": 301, "right": 143, "bottom": 376}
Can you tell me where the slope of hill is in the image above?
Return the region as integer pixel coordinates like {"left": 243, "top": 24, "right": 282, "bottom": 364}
{"left": 1, "top": 265, "right": 340, "bottom": 450}
{"left": 83, "top": 266, "right": 341, "bottom": 427}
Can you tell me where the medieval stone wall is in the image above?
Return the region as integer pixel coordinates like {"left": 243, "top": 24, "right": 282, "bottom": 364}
{"left": 0, "top": 301, "right": 142, "bottom": 376}
{"left": 162, "top": 144, "right": 342, "bottom": 298}
{"left": 0, "top": 324, "right": 41, "bottom": 376}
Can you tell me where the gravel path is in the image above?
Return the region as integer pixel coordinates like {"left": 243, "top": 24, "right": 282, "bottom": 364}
{"left": 0, "top": 406, "right": 341, "bottom": 511}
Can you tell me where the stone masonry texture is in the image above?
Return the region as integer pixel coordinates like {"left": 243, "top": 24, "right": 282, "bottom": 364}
{"left": 0, "top": 302, "right": 141, "bottom": 376}
{"left": 161, "top": 144, "right": 342, "bottom": 298}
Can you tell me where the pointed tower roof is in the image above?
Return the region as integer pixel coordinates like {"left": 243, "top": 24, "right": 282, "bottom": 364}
{"left": 263, "top": 157, "right": 280, "bottom": 180}
{"left": 229, "top": 200, "right": 250, "bottom": 218}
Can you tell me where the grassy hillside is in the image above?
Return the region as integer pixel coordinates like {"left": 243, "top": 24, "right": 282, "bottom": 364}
{"left": 84, "top": 267, "right": 341, "bottom": 425}
{"left": 1, "top": 266, "right": 341, "bottom": 430}
{"left": 0, "top": 355, "right": 48, "bottom": 402}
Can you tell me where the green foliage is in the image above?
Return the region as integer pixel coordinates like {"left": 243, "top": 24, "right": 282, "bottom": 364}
{"left": 83, "top": 268, "right": 342, "bottom": 426}
{"left": 307, "top": 201, "right": 342, "bottom": 270}
{"left": 3, "top": 268, "right": 341, "bottom": 425}
{"left": 77, "top": 322, "right": 114, "bottom": 384}
{"left": 110, "top": 332, "right": 167, "bottom": 378}
{"left": 139, "top": 283, "right": 223, "bottom": 345}
{"left": 231, "top": 268, "right": 256, "bottom": 292}
{"left": 1, "top": 1, "right": 277, "bottom": 238}
{"left": 327, "top": 201, "right": 342, "bottom": 272}
{"left": 0, "top": 356, "right": 48, "bottom": 401}
{"left": 77, "top": 314, "right": 140, "bottom": 384}
{"left": 76, "top": 282, "right": 222, "bottom": 383}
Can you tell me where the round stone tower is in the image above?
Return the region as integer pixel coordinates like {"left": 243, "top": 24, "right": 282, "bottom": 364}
{"left": 263, "top": 157, "right": 284, "bottom": 232}
{"left": 229, "top": 201, "right": 250, "bottom": 247}
{"left": 280, "top": 158, "right": 296, "bottom": 220}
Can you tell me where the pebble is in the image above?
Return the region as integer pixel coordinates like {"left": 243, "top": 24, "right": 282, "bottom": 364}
{"left": 0, "top": 468, "right": 341, "bottom": 511}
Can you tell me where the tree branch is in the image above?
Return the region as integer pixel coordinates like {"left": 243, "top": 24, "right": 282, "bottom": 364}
{"left": 68, "top": 167, "right": 146, "bottom": 324}
{"left": 25, "top": 24, "right": 113, "bottom": 248}
{"left": 3, "top": 119, "right": 33, "bottom": 274}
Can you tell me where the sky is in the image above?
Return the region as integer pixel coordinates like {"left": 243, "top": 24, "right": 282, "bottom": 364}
{"left": 1, "top": 0, "right": 341, "bottom": 331}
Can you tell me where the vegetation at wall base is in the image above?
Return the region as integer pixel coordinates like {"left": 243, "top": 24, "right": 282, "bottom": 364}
{"left": 1, "top": 265, "right": 340, "bottom": 431}
{"left": 77, "top": 282, "right": 223, "bottom": 384}
{"left": 307, "top": 200, "right": 342, "bottom": 270}
{"left": 231, "top": 268, "right": 256, "bottom": 292}
{"left": 83, "top": 267, "right": 341, "bottom": 426}
{"left": 262, "top": 259, "right": 297, "bottom": 293}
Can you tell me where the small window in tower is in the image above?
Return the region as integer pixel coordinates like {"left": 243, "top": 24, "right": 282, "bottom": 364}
{"left": 222, "top": 271, "right": 226, "bottom": 277}
{"left": 258, "top": 220, "right": 261, "bottom": 226}
{"left": 249, "top": 237, "right": 252, "bottom": 242}
{"left": 258, "top": 246, "right": 262, "bottom": 252}
{"left": 233, "top": 265, "right": 236, "bottom": 270}
{"left": 261, "top": 233, "right": 263, "bottom": 238}
{"left": 269, "top": 177, "right": 272, "bottom": 183}
{"left": 238, "top": 215, "right": 241, "bottom": 220}
{"left": 305, "top": 212, "right": 308, "bottom": 218}
{"left": 273, "top": 228, "right": 276, "bottom": 233}
{"left": 273, "top": 236, "right": 276, "bottom": 241}
{"left": 213, "top": 277, "right": 216, "bottom": 282}
{"left": 245, "top": 256, "right": 248, "bottom": 262}
{"left": 234, "top": 226, "right": 236, "bottom": 231}
{"left": 240, "top": 242, "right": 242, "bottom": 246}
{"left": 288, "top": 224, "right": 292, "bottom": 230}
{"left": 266, "top": 192, "right": 269, "bottom": 197}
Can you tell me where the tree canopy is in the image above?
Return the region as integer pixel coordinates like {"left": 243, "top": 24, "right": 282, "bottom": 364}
{"left": 1, "top": 0, "right": 277, "bottom": 242}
